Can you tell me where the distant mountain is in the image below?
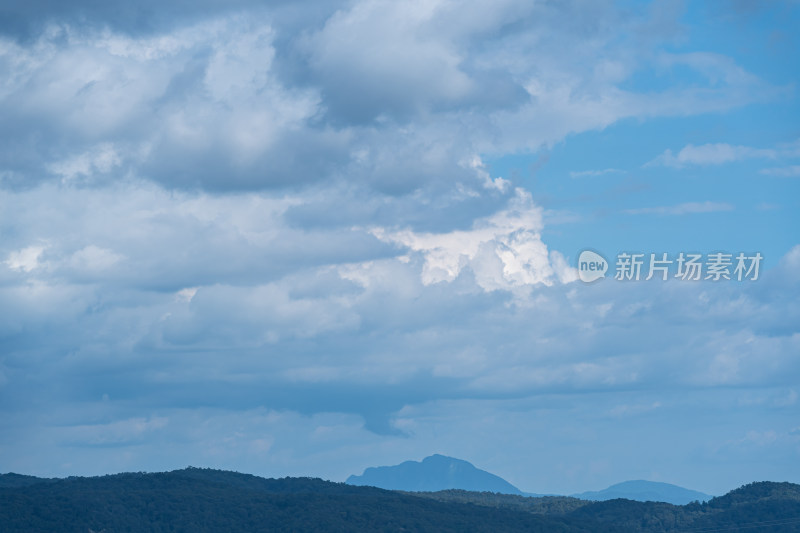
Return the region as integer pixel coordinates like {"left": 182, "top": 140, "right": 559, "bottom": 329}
{"left": 346, "top": 454, "right": 523, "bottom": 494}
{"left": 573, "top": 480, "right": 713, "bottom": 505}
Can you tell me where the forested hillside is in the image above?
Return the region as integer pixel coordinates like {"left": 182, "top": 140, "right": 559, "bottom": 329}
{"left": 1, "top": 469, "right": 799, "bottom": 532}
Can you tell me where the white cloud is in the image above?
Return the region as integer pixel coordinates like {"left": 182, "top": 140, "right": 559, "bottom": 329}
{"left": 607, "top": 401, "right": 662, "bottom": 418}
{"left": 176, "top": 287, "right": 198, "bottom": 303}
{"left": 648, "top": 143, "right": 777, "bottom": 168}
{"left": 739, "top": 430, "right": 779, "bottom": 447}
{"left": 69, "top": 245, "right": 123, "bottom": 272}
{"left": 656, "top": 51, "right": 762, "bottom": 88}
{"left": 371, "top": 188, "right": 557, "bottom": 290}
{"left": 47, "top": 143, "right": 122, "bottom": 183}
{"left": 648, "top": 138, "right": 800, "bottom": 169}
{"left": 570, "top": 168, "right": 623, "bottom": 178}
{"left": 624, "top": 201, "right": 734, "bottom": 215}
{"left": 760, "top": 165, "right": 800, "bottom": 177}
{"left": 5, "top": 245, "right": 46, "bottom": 272}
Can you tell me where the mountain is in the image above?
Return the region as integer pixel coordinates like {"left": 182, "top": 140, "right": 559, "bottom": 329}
{"left": 2, "top": 469, "right": 800, "bottom": 532}
{"left": 573, "top": 480, "right": 713, "bottom": 505}
{"left": 346, "top": 454, "right": 523, "bottom": 494}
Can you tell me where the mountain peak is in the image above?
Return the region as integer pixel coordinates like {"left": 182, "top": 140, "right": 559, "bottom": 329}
{"left": 346, "top": 455, "right": 522, "bottom": 494}
{"left": 573, "top": 480, "right": 713, "bottom": 505}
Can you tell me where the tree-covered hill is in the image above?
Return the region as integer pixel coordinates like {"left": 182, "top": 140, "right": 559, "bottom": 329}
{"left": 0, "top": 468, "right": 618, "bottom": 533}
{"left": 0, "top": 473, "right": 56, "bottom": 489}
{"left": 1, "top": 469, "right": 799, "bottom": 532}
{"left": 415, "top": 481, "right": 800, "bottom": 532}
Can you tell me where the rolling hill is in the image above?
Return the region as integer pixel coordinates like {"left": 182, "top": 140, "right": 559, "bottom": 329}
{"left": 2, "top": 469, "right": 800, "bottom": 532}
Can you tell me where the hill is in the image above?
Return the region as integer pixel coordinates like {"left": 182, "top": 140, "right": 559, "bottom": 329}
{"left": 416, "top": 482, "right": 800, "bottom": 532}
{"left": 572, "top": 480, "right": 713, "bottom": 505}
{"left": 346, "top": 454, "right": 523, "bottom": 494}
{"left": 0, "top": 467, "right": 607, "bottom": 532}
{"left": 0, "top": 473, "right": 55, "bottom": 488}
{"left": 1, "top": 469, "right": 799, "bottom": 532}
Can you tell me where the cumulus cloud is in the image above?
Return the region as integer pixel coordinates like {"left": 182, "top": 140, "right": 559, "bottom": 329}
{"left": 0, "top": 17, "right": 336, "bottom": 191}
{"left": 0, "top": 0, "right": 780, "bottom": 194}
{"left": 371, "top": 188, "right": 558, "bottom": 290}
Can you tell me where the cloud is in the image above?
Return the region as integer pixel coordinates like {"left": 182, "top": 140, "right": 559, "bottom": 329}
{"left": 647, "top": 143, "right": 777, "bottom": 168}
{"left": 1, "top": 176, "right": 798, "bottom": 487}
{"left": 300, "top": 0, "right": 475, "bottom": 124}
{"left": 760, "top": 165, "right": 800, "bottom": 177}
{"left": 570, "top": 168, "right": 623, "bottom": 178}
{"left": 0, "top": 0, "right": 285, "bottom": 39}
{"left": 5, "top": 245, "right": 45, "bottom": 272}
{"left": 607, "top": 401, "right": 662, "bottom": 418}
{"left": 624, "top": 201, "right": 734, "bottom": 215}
{"left": 648, "top": 138, "right": 800, "bottom": 168}
{"left": 47, "top": 143, "right": 123, "bottom": 184}
{"left": 0, "top": 180, "right": 397, "bottom": 291}
{"left": 175, "top": 287, "right": 198, "bottom": 303}
{"left": 62, "top": 416, "right": 169, "bottom": 446}
{"left": 68, "top": 245, "right": 123, "bottom": 272}
{"left": 0, "top": 1, "right": 779, "bottom": 194}
{"left": 0, "top": 18, "right": 335, "bottom": 191}
{"left": 370, "top": 188, "right": 559, "bottom": 290}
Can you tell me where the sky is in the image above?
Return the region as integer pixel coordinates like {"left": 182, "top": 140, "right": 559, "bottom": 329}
{"left": 0, "top": 0, "right": 798, "bottom": 497}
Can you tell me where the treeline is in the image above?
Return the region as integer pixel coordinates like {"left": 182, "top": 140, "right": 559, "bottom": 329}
{"left": 1, "top": 467, "right": 799, "bottom": 532}
{"left": 414, "top": 482, "right": 800, "bottom": 532}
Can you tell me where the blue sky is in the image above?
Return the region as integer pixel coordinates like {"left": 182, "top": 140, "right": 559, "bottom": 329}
{"left": 0, "top": 0, "right": 798, "bottom": 496}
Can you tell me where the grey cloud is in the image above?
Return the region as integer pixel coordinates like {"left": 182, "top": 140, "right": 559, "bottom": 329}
{"left": 283, "top": 182, "right": 513, "bottom": 234}
{"left": 0, "top": 0, "right": 773, "bottom": 196}
{"left": 0, "top": 183, "right": 399, "bottom": 293}
{"left": 3, "top": 220, "right": 799, "bottom": 432}
{"left": 296, "top": 3, "right": 533, "bottom": 126}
